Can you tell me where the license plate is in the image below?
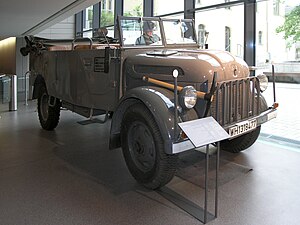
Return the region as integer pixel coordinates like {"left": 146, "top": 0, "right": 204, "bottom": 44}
{"left": 228, "top": 119, "right": 257, "bottom": 138}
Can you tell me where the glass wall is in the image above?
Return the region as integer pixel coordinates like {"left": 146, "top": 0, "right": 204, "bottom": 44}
{"left": 195, "top": 4, "right": 244, "bottom": 57}
{"left": 100, "top": 0, "right": 115, "bottom": 37}
{"left": 153, "top": 0, "right": 184, "bottom": 16}
{"left": 101, "top": 0, "right": 115, "bottom": 27}
{"left": 256, "top": 0, "right": 300, "bottom": 148}
{"left": 124, "top": 0, "right": 143, "bottom": 16}
{"left": 195, "top": 0, "right": 240, "bottom": 8}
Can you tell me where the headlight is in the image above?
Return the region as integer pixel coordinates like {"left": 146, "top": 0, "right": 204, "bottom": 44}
{"left": 179, "top": 86, "right": 197, "bottom": 109}
{"left": 257, "top": 74, "right": 268, "bottom": 92}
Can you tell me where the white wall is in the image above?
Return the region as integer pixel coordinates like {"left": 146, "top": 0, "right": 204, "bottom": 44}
{"left": 37, "top": 16, "right": 75, "bottom": 39}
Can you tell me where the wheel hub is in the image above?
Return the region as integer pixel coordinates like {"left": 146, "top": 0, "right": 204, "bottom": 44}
{"left": 127, "top": 121, "right": 156, "bottom": 173}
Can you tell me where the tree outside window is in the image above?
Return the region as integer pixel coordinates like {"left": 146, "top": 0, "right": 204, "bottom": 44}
{"left": 276, "top": 5, "right": 300, "bottom": 48}
{"left": 100, "top": 0, "right": 114, "bottom": 27}
{"left": 124, "top": 0, "right": 143, "bottom": 17}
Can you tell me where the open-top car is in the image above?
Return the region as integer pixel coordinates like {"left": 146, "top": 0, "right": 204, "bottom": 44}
{"left": 21, "top": 16, "right": 278, "bottom": 189}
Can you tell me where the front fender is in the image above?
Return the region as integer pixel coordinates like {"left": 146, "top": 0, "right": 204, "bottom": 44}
{"left": 109, "top": 86, "right": 198, "bottom": 154}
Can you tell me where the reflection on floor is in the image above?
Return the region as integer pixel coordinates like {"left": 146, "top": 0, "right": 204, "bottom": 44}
{"left": 1, "top": 101, "right": 300, "bottom": 225}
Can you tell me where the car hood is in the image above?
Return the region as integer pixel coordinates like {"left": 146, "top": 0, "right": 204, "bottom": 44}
{"left": 124, "top": 48, "right": 250, "bottom": 90}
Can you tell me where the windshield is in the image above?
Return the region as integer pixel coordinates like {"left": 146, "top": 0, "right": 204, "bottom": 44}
{"left": 119, "top": 17, "right": 197, "bottom": 47}
{"left": 120, "top": 18, "right": 162, "bottom": 46}
{"left": 163, "top": 20, "right": 197, "bottom": 45}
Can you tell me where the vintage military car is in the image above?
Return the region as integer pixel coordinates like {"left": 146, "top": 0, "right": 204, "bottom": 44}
{"left": 21, "top": 16, "right": 277, "bottom": 189}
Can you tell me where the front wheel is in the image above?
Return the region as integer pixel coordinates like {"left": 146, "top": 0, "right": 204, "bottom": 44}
{"left": 121, "top": 103, "right": 178, "bottom": 189}
{"left": 221, "top": 126, "right": 261, "bottom": 153}
{"left": 37, "top": 86, "right": 60, "bottom": 130}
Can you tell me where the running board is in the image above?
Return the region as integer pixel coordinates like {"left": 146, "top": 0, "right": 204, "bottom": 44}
{"left": 77, "top": 109, "right": 109, "bottom": 125}
{"left": 77, "top": 117, "right": 107, "bottom": 125}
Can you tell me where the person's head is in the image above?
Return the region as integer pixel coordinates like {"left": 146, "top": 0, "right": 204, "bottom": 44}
{"left": 143, "top": 21, "right": 155, "bottom": 36}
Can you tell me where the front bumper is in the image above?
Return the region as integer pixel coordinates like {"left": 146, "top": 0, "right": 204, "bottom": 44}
{"left": 171, "top": 107, "right": 277, "bottom": 154}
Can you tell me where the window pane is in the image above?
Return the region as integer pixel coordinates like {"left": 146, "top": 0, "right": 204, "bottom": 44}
{"left": 83, "top": 5, "right": 93, "bottom": 31}
{"left": 124, "top": 0, "right": 143, "bottom": 16}
{"left": 154, "top": 0, "right": 183, "bottom": 16}
{"left": 195, "top": 4, "right": 244, "bottom": 57}
{"left": 101, "top": 0, "right": 114, "bottom": 27}
{"left": 256, "top": 1, "right": 286, "bottom": 66}
{"left": 225, "top": 26, "right": 231, "bottom": 52}
{"left": 82, "top": 5, "right": 94, "bottom": 38}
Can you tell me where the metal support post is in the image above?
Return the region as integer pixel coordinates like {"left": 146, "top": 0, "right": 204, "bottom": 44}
{"left": 215, "top": 142, "right": 220, "bottom": 217}
{"left": 173, "top": 69, "right": 179, "bottom": 139}
{"left": 24, "top": 71, "right": 30, "bottom": 105}
{"left": 204, "top": 144, "right": 209, "bottom": 223}
{"left": 9, "top": 75, "right": 17, "bottom": 111}
{"left": 272, "top": 64, "right": 276, "bottom": 103}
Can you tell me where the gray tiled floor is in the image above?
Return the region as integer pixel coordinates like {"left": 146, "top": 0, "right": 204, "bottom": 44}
{"left": 1, "top": 99, "right": 300, "bottom": 225}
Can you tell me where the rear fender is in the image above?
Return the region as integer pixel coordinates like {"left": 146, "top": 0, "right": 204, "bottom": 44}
{"left": 32, "top": 75, "right": 46, "bottom": 99}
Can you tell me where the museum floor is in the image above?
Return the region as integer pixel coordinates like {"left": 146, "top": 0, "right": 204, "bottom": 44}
{"left": 1, "top": 99, "right": 300, "bottom": 225}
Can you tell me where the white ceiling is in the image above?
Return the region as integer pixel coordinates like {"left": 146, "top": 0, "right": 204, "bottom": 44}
{"left": 0, "top": 0, "right": 99, "bottom": 40}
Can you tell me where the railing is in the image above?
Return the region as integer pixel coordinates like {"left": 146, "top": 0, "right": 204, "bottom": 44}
{"left": 257, "top": 62, "right": 300, "bottom": 73}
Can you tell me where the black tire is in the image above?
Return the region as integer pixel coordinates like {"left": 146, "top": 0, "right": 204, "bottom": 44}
{"left": 221, "top": 126, "right": 261, "bottom": 153}
{"left": 37, "top": 86, "right": 60, "bottom": 130}
{"left": 121, "top": 103, "right": 178, "bottom": 189}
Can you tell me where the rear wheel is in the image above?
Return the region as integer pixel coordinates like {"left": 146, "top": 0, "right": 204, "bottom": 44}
{"left": 121, "top": 103, "right": 178, "bottom": 189}
{"left": 221, "top": 126, "right": 261, "bottom": 153}
{"left": 37, "top": 86, "right": 60, "bottom": 130}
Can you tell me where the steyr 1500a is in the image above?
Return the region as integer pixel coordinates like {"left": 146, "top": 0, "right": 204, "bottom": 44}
{"left": 21, "top": 16, "right": 277, "bottom": 189}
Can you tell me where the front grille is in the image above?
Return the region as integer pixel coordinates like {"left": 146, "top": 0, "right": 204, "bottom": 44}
{"left": 210, "top": 77, "right": 260, "bottom": 127}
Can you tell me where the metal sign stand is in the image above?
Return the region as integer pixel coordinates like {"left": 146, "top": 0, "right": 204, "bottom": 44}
{"left": 158, "top": 116, "right": 229, "bottom": 223}
{"left": 157, "top": 142, "right": 220, "bottom": 224}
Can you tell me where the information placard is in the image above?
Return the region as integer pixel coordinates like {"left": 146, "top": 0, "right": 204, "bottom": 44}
{"left": 178, "top": 117, "right": 230, "bottom": 148}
